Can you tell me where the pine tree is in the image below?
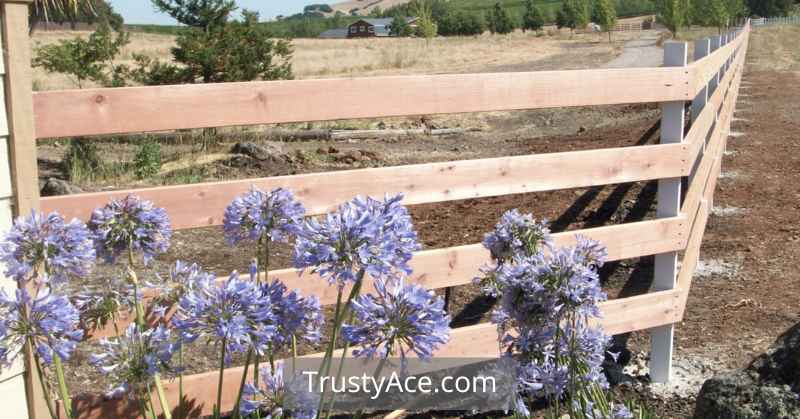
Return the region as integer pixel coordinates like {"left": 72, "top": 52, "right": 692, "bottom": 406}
{"left": 389, "top": 15, "right": 412, "bottom": 36}
{"left": 522, "top": 0, "right": 546, "bottom": 32}
{"left": 134, "top": 2, "right": 292, "bottom": 84}
{"left": 705, "top": 0, "right": 730, "bottom": 32}
{"left": 593, "top": 0, "right": 617, "bottom": 41}
{"left": 487, "top": 2, "right": 515, "bottom": 34}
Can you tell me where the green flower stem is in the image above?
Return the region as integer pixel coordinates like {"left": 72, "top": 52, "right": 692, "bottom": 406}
{"left": 30, "top": 344, "right": 58, "bottom": 419}
{"left": 315, "top": 288, "right": 343, "bottom": 419}
{"left": 153, "top": 373, "right": 172, "bottom": 419}
{"left": 53, "top": 356, "right": 73, "bottom": 419}
{"left": 322, "top": 272, "right": 365, "bottom": 418}
{"left": 216, "top": 337, "right": 228, "bottom": 419}
{"left": 138, "top": 393, "right": 150, "bottom": 419}
{"left": 232, "top": 348, "right": 254, "bottom": 419}
{"left": 178, "top": 345, "right": 185, "bottom": 419}
{"left": 291, "top": 335, "right": 298, "bottom": 375}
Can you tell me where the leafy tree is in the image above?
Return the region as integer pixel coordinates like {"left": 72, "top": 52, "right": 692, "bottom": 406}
{"left": 726, "top": 0, "right": 749, "bottom": 21}
{"left": 33, "top": 22, "right": 129, "bottom": 88}
{"left": 656, "top": 0, "right": 685, "bottom": 34}
{"left": 438, "top": 10, "right": 485, "bottom": 36}
{"left": 594, "top": 0, "right": 618, "bottom": 41}
{"left": 704, "top": 0, "right": 730, "bottom": 31}
{"left": 389, "top": 15, "right": 413, "bottom": 36}
{"left": 412, "top": 0, "right": 438, "bottom": 40}
{"left": 134, "top": 4, "right": 292, "bottom": 84}
{"left": 557, "top": 0, "right": 589, "bottom": 32}
{"left": 747, "top": 0, "right": 794, "bottom": 16}
{"left": 487, "top": 2, "right": 515, "bottom": 34}
{"left": 522, "top": 0, "right": 546, "bottom": 32}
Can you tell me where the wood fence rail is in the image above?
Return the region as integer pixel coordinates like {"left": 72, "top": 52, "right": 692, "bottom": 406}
{"left": 0, "top": 4, "right": 750, "bottom": 416}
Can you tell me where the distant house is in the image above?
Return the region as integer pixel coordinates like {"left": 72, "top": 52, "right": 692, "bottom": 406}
{"left": 347, "top": 17, "right": 418, "bottom": 38}
{"left": 319, "top": 28, "right": 349, "bottom": 39}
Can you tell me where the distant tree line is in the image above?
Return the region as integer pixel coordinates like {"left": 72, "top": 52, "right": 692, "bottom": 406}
{"left": 656, "top": 0, "right": 762, "bottom": 34}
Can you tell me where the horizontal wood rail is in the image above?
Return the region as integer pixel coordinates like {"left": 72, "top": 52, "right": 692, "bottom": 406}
{"left": 688, "top": 26, "right": 747, "bottom": 93}
{"left": 67, "top": 287, "right": 684, "bottom": 419}
{"left": 33, "top": 67, "right": 693, "bottom": 139}
{"left": 86, "top": 215, "right": 687, "bottom": 339}
{"left": 42, "top": 142, "right": 692, "bottom": 230}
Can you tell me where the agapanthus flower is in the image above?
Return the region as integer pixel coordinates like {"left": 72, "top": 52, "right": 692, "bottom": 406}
{"left": 146, "top": 260, "right": 216, "bottom": 319}
{"left": 73, "top": 277, "right": 139, "bottom": 331}
{"left": 0, "top": 211, "right": 95, "bottom": 285}
{"left": 342, "top": 277, "right": 450, "bottom": 360}
{"left": 239, "top": 362, "right": 317, "bottom": 419}
{"left": 475, "top": 210, "right": 551, "bottom": 296}
{"left": 88, "top": 195, "right": 171, "bottom": 265}
{"left": 89, "top": 324, "right": 177, "bottom": 397}
{"left": 293, "top": 194, "right": 420, "bottom": 288}
{"left": 0, "top": 288, "right": 83, "bottom": 368}
{"left": 516, "top": 357, "right": 569, "bottom": 399}
{"left": 258, "top": 279, "right": 324, "bottom": 351}
{"left": 172, "top": 272, "right": 274, "bottom": 361}
{"left": 483, "top": 210, "right": 551, "bottom": 262}
{"left": 223, "top": 187, "right": 306, "bottom": 246}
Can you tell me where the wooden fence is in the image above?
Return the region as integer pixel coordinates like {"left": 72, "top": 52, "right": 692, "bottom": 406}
{"left": 0, "top": 0, "right": 750, "bottom": 415}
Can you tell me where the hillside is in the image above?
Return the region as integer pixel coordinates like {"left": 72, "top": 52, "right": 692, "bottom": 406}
{"left": 329, "top": 0, "right": 410, "bottom": 15}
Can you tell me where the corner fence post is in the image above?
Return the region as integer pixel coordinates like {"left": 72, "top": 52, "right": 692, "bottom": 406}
{"left": 650, "top": 41, "right": 687, "bottom": 383}
{"left": 0, "top": 1, "right": 45, "bottom": 418}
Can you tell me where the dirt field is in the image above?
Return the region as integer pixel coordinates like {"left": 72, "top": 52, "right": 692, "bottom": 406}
{"left": 42, "top": 22, "right": 800, "bottom": 419}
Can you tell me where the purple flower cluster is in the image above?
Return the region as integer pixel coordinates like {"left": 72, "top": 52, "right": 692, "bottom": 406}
{"left": 342, "top": 277, "right": 450, "bottom": 360}
{"left": 89, "top": 324, "right": 177, "bottom": 397}
{"left": 223, "top": 187, "right": 306, "bottom": 246}
{"left": 259, "top": 279, "right": 324, "bottom": 351}
{"left": 73, "top": 277, "right": 139, "bottom": 331}
{"left": 239, "top": 362, "right": 317, "bottom": 419}
{"left": 173, "top": 272, "right": 274, "bottom": 361}
{"left": 293, "top": 194, "right": 420, "bottom": 288}
{"left": 476, "top": 210, "right": 551, "bottom": 296}
{"left": 493, "top": 236, "right": 608, "bottom": 341}
{"left": 0, "top": 288, "right": 83, "bottom": 368}
{"left": 88, "top": 195, "right": 171, "bottom": 265}
{"left": 483, "top": 210, "right": 551, "bottom": 262}
{"left": 0, "top": 211, "right": 95, "bottom": 285}
{"left": 483, "top": 209, "right": 613, "bottom": 416}
{"left": 146, "top": 260, "right": 217, "bottom": 319}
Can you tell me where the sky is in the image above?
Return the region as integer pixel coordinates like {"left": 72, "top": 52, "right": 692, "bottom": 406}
{"left": 110, "top": 0, "right": 315, "bottom": 25}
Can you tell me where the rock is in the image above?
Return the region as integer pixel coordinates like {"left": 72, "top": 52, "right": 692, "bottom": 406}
{"left": 230, "top": 142, "right": 284, "bottom": 161}
{"left": 694, "top": 323, "right": 800, "bottom": 418}
{"left": 40, "top": 178, "right": 83, "bottom": 196}
{"left": 578, "top": 126, "right": 587, "bottom": 133}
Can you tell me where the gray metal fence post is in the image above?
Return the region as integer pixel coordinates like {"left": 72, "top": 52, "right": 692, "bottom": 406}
{"left": 650, "top": 41, "right": 688, "bottom": 383}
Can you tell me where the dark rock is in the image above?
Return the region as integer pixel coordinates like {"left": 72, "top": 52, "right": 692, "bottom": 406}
{"left": 230, "top": 142, "right": 284, "bottom": 161}
{"left": 694, "top": 371, "right": 800, "bottom": 419}
{"left": 578, "top": 126, "right": 587, "bottom": 133}
{"left": 40, "top": 178, "right": 83, "bottom": 196}
{"left": 694, "top": 323, "right": 800, "bottom": 418}
{"left": 603, "top": 344, "right": 633, "bottom": 386}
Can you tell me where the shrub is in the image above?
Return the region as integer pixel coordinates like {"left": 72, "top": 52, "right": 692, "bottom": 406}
{"left": 522, "top": 0, "right": 546, "bottom": 32}
{"left": 33, "top": 22, "right": 129, "bottom": 88}
{"left": 133, "top": 140, "right": 162, "bottom": 179}
{"left": 62, "top": 138, "right": 101, "bottom": 182}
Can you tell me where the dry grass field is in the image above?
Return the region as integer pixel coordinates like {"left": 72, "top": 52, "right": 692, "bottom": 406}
{"left": 30, "top": 25, "right": 654, "bottom": 90}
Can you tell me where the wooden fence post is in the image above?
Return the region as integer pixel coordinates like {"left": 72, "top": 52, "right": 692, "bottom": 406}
{"left": 650, "top": 41, "right": 687, "bottom": 383}
{"left": 0, "top": 1, "right": 45, "bottom": 418}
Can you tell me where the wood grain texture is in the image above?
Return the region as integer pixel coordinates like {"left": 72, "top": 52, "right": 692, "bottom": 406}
{"left": 86, "top": 216, "right": 687, "bottom": 340}
{"left": 689, "top": 24, "right": 748, "bottom": 94}
{"left": 42, "top": 143, "right": 691, "bottom": 230}
{"left": 2, "top": 2, "right": 39, "bottom": 215}
{"left": 67, "top": 288, "right": 683, "bottom": 418}
{"left": 33, "top": 67, "right": 692, "bottom": 139}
